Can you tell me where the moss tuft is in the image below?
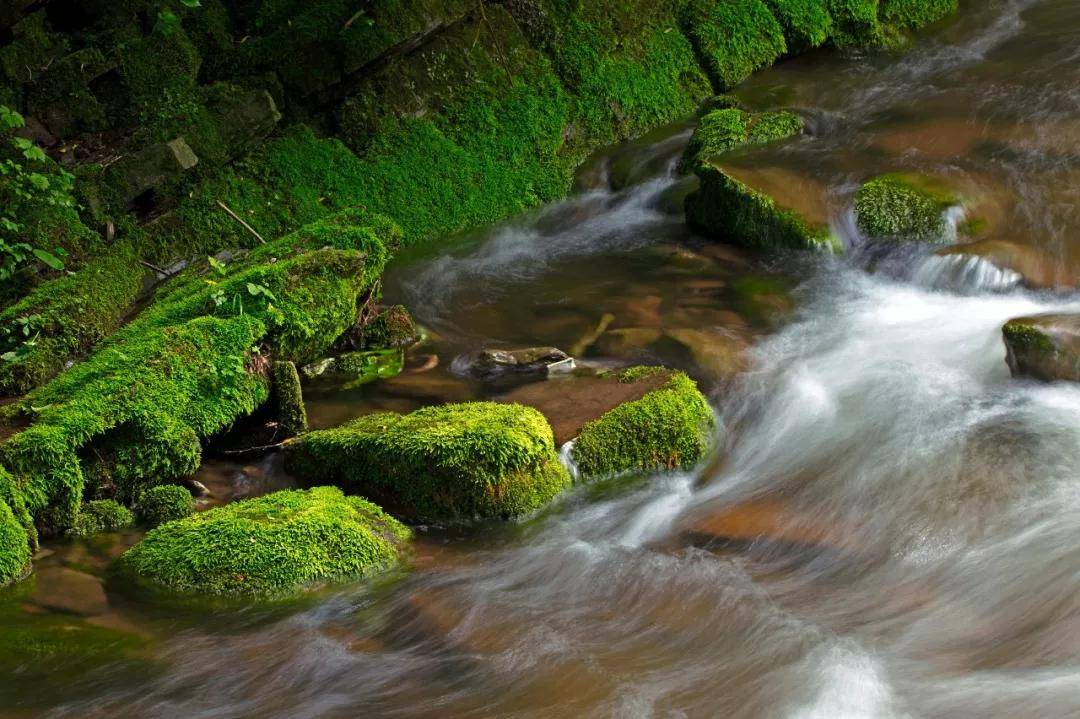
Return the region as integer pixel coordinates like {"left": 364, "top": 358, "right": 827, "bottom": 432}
{"left": 285, "top": 402, "right": 572, "bottom": 521}
{"left": 67, "top": 499, "right": 135, "bottom": 538}
{"left": 679, "top": 0, "right": 788, "bottom": 91}
{"left": 118, "top": 486, "right": 410, "bottom": 598}
{"left": 681, "top": 108, "right": 803, "bottom": 171}
{"left": 764, "top": 0, "right": 834, "bottom": 50}
{"left": 854, "top": 172, "right": 958, "bottom": 241}
{"left": 0, "top": 497, "right": 30, "bottom": 585}
{"left": 271, "top": 361, "right": 307, "bottom": 437}
{"left": 134, "top": 485, "right": 194, "bottom": 528}
{"left": 572, "top": 369, "right": 714, "bottom": 478}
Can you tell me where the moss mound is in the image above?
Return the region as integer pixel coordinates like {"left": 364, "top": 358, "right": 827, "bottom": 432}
{"left": 855, "top": 173, "right": 959, "bottom": 241}
{"left": 0, "top": 498, "right": 30, "bottom": 585}
{"left": 286, "top": 402, "right": 572, "bottom": 521}
{"left": 679, "top": 0, "right": 788, "bottom": 90}
{"left": 67, "top": 499, "right": 135, "bottom": 538}
{"left": 681, "top": 108, "right": 804, "bottom": 171}
{"left": 687, "top": 163, "right": 839, "bottom": 252}
{"left": 134, "top": 485, "right": 194, "bottom": 528}
{"left": 571, "top": 368, "right": 714, "bottom": 479}
{"left": 119, "top": 487, "right": 410, "bottom": 598}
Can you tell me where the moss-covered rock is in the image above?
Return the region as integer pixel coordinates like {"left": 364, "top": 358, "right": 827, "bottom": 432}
{"left": 360, "top": 305, "right": 421, "bottom": 349}
{"left": 67, "top": 499, "right": 134, "bottom": 538}
{"left": 270, "top": 360, "right": 307, "bottom": 437}
{"left": 687, "top": 162, "right": 840, "bottom": 252}
{"left": 285, "top": 402, "right": 572, "bottom": 521}
{"left": 118, "top": 487, "right": 409, "bottom": 598}
{"left": 571, "top": 367, "right": 714, "bottom": 478}
{"left": 679, "top": 0, "right": 788, "bottom": 90}
{"left": 854, "top": 172, "right": 959, "bottom": 241}
{"left": 765, "top": 0, "right": 834, "bottom": 50}
{"left": 300, "top": 349, "right": 403, "bottom": 385}
{"left": 680, "top": 107, "right": 804, "bottom": 171}
{"left": 134, "top": 485, "right": 194, "bottom": 528}
{"left": 0, "top": 497, "right": 30, "bottom": 585}
{"left": 1002, "top": 314, "right": 1080, "bottom": 383}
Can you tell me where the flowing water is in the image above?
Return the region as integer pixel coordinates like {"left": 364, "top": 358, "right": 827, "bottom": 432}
{"left": 6, "top": 1, "right": 1080, "bottom": 716}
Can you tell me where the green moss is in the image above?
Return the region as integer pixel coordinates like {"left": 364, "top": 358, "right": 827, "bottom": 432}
{"left": 67, "top": 499, "right": 134, "bottom": 537}
{"left": 361, "top": 305, "right": 419, "bottom": 349}
{"left": 571, "top": 369, "right": 714, "bottom": 478}
{"left": 271, "top": 360, "right": 307, "bottom": 437}
{"left": 301, "top": 349, "right": 403, "bottom": 386}
{"left": 826, "top": 0, "right": 885, "bottom": 47}
{"left": 680, "top": 108, "right": 803, "bottom": 170}
{"left": 679, "top": 0, "right": 788, "bottom": 91}
{"left": 879, "top": 0, "right": 958, "bottom": 32}
{"left": 854, "top": 172, "right": 958, "bottom": 241}
{"left": 285, "top": 402, "right": 572, "bottom": 521}
{"left": 0, "top": 11, "right": 60, "bottom": 87}
{"left": 764, "top": 0, "right": 834, "bottom": 50}
{"left": 0, "top": 241, "right": 145, "bottom": 395}
{"left": 118, "top": 486, "right": 410, "bottom": 597}
{"left": 686, "top": 163, "right": 840, "bottom": 252}
{"left": 0, "top": 209, "right": 396, "bottom": 534}
{"left": 1002, "top": 319, "right": 1055, "bottom": 355}
{"left": 134, "top": 485, "right": 194, "bottom": 528}
{"left": 0, "top": 497, "right": 30, "bottom": 585}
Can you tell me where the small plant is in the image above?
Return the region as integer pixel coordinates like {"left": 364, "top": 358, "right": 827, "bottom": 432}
{"left": 0, "top": 106, "right": 72, "bottom": 281}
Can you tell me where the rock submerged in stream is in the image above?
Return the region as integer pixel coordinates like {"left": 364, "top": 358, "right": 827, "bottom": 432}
{"left": 453, "top": 347, "right": 572, "bottom": 380}
{"left": 301, "top": 349, "right": 404, "bottom": 383}
{"left": 118, "top": 487, "right": 410, "bottom": 598}
{"left": 285, "top": 403, "right": 572, "bottom": 521}
{"left": 1002, "top": 314, "right": 1080, "bottom": 382}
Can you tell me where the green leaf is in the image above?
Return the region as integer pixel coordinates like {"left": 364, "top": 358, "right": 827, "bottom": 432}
{"left": 32, "top": 248, "right": 64, "bottom": 270}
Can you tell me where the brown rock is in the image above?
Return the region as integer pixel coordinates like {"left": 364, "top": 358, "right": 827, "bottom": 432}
{"left": 592, "top": 327, "right": 663, "bottom": 358}
{"left": 30, "top": 567, "right": 108, "bottom": 616}
{"left": 1002, "top": 313, "right": 1080, "bottom": 382}
{"left": 939, "top": 240, "right": 1080, "bottom": 290}
{"left": 665, "top": 327, "right": 750, "bottom": 381}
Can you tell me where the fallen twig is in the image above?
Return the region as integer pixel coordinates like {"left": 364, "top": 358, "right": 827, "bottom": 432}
{"left": 216, "top": 199, "right": 266, "bottom": 244}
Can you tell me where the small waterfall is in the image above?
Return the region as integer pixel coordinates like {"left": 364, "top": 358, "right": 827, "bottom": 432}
{"left": 558, "top": 439, "right": 580, "bottom": 482}
{"left": 910, "top": 253, "right": 1023, "bottom": 293}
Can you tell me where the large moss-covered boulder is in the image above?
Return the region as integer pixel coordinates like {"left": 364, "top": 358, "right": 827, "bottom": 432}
{"left": 1002, "top": 314, "right": 1080, "bottom": 382}
{"left": 680, "top": 108, "right": 804, "bottom": 171}
{"left": 571, "top": 367, "right": 714, "bottom": 479}
{"left": 854, "top": 173, "right": 959, "bottom": 241}
{"left": 687, "top": 162, "right": 840, "bottom": 252}
{"left": 285, "top": 403, "right": 572, "bottom": 521}
{"left": 118, "top": 487, "right": 409, "bottom": 598}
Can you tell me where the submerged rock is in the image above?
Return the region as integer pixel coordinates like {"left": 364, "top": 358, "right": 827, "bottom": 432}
{"left": 285, "top": 403, "right": 571, "bottom": 521}
{"left": 854, "top": 173, "right": 960, "bottom": 242}
{"left": 118, "top": 487, "right": 410, "bottom": 598}
{"left": 1002, "top": 314, "right": 1080, "bottom": 382}
{"left": 301, "top": 349, "right": 404, "bottom": 384}
{"left": 29, "top": 567, "right": 109, "bottom": 616}
{"left": 454, "top": 347, "right": 572, "bottom": 380}
{"left": 687, "top": 162, "right": 840, "bottom": 252}
{"left": 570, "top": 367, "right": 714, "bottom": 479}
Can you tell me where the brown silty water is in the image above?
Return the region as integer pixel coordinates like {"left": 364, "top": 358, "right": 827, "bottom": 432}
{"left": 6, "top": 1, "right": 1080, "bottom": 716}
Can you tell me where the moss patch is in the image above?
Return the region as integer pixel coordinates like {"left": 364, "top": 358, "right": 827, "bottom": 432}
{"left": 285, "top": 402, "right": 572, "bottom": 521}
{"left": 134, "top": 485, "right": 194, "bottom": 528}
{"left": 679, "top": 0, "right": 788, "bottom": 90}
{"left": 854, "top": 172, "right": 958, "bottom": 241}
{"left": 271, "top": 360, "right": 307, "bottom": 437}
{"left": 680, "top": 107, "right": 803, "bottom": 171}
{"left": 67, "top": 499, "right": 135, "bottom": 538}
{"left": 119, "top": 486, "right": 410, "bottom": 598}
{"left": 0, "top": 497, "right": 30, "bottom": 585}
{"left": 571, "top": 368, "right": 714, "bottom": 478}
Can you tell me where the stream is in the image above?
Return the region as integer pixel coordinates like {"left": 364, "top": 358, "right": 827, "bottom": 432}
{"left": 5, "top": 1, "right": 1080, "bottom": 716}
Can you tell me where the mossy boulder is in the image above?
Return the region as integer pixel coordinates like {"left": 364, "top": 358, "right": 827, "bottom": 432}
{"left": 285, "top": 402, "right": 572, "bottom": 521}
{"left": 118, "top": 487, "right": 410, "bottom": 598}
{"left": 67, "top": 499, "right": 134, "bottom": 538}
{"left": 0, "top": 497, "right": 30, "bottom": 585}
{"left": 270, "top": 360, "right": 307, "bottom": 437}
{"left": 854, "top": 173, "right": 959, "bottom": 241}
{"left": 680, "top": 108, "right": 804, "bottom": 171}
{"left": 687, "top": 162, "right": 840, "bottom": 252}
{"left": 134, "top": 485, "right": 194, "bottom": 528}
{"left": 1002, "top": 314, "right": 1080, "bottom": 382}
{"left": 678, "top": 0, "right": 788, "bottom": 90}
{"left": 765, "top": 0, "right": 834, "bottom": 50}
{"left": 360, "top": 305, "right": 421, "bottom": 349}
{"left": 570, "top": 367, "right": 714, "bottom": 479}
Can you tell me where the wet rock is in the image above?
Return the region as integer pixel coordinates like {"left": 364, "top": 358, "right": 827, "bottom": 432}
{"left": 454, "top": 347, "right": 571, "bottom": 380}
{"left": 1002, "top": 314, "right": 1080, "bottom": 382}
{"left": 665, "top": 328, "right": 749, "bottom": 380}
{"left": 854, "top": 173, "right": 960, "bottom": 242}
{"left": 360, "top": 305, "right": 422, "bottom": 349}
{"left": 114, "top": 137, "right": 199, "bottom": 205}
{"left": 680, "top": 108, "right": 803, "bottom": 172}
{"left": 938, "top": 239, "right": 1078, "bottom": 290}
{"left": 301, "top": 349, "right": 404, "bottom": 384}
{"left": 592, "top": 327, "right": 663, "bottom": 359}
{"left": 30, "top": 567, "right": 109, "bottom": 616}
{"left": 686, "top": 162, "right": 840, "bottom": 252}
{"left": 270, "top": 360, "right": 307, "bottom": 437}
{"left": 677, "top": 496, "right": 855, "bottom": 555}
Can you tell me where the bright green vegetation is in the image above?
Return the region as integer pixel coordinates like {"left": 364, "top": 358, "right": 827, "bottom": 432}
{"left": 0, "top": 496, "right": 30, "bottom": 585}
{"left": 285, "top": 402, "right": 572, "bottom": 521}
{"left": 271, "top": 361, "right": 308, "bottom": 437}
{"left": 687, "top": 163, "right": 841, "bottom": 252}
{"left": 301, "top": 349, "right": 404, "bottom": 385}
{"left": 572, "top": 368, "right": 714, "bottom": 478}
{"left": 119, "top": 487, "right": 411, "bottom": 597}
{"left": 134, "top": 485, "right": 194, "bottom": 528}
{"left": 879, "top": 0, "right": 959, "bottom": 32}
{"left": 679, "top": 0, "right": 788, "bottom": 90}
{"left": 765, "top": 0, "right": 834, "bottom": 49}
{"left": 681, "top": 108, "right": 804, "bottom": 170}
{"left": 67, "top": 499, "right": 135, "bottom": 538}
{"left": 0, "top": 208, "right": 395, "bottom": 547}
{"left": 360, "top": 305, "right": 420, "bottom": 349}
{"left": 854, "top": 173, "right": 959, "bottom": 241}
